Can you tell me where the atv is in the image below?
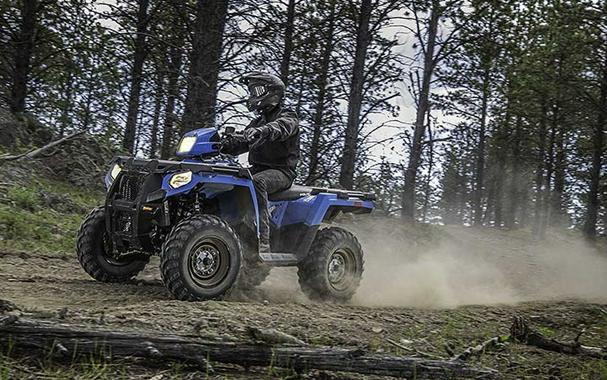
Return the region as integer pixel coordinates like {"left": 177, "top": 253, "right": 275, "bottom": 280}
{"left": 76, "top": 127, "right": 375, "bottom": 302}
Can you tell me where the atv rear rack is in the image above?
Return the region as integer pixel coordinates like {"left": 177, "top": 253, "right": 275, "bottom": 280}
{"left": 309, "top": 187, "right": 376, "bottom": 201}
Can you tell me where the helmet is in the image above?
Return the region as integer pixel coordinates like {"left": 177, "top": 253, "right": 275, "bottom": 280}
{"left": 240, "top": 72, "right": 285, "bottom": 113}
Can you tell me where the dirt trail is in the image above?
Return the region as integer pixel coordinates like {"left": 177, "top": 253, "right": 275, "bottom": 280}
{"left": 1, "top": 223, "right": 607, "bottom": 379}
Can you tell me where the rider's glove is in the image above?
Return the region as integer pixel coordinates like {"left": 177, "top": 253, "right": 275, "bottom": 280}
{"left": 244, "top": 126, "right": 271, "bottom": 149}
{"left": 218, "top": 138, "right": 230, "bottom": 153}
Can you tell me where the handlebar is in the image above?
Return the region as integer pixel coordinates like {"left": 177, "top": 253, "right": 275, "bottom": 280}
{"left": 221, "top": 126, "right": 244, "bottom": 138}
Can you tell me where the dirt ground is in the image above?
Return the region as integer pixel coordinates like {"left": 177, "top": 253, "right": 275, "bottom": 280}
{"left": 1, "top": 246, "right": 607, "bottom": 379}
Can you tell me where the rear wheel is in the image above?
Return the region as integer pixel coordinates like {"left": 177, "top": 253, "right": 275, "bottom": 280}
{"left": 160, "top": 215, "right": 241, "bottom": 301}
{"left": 76, "top": 207, "right": 149, "bottom": 283}
{"left": 297, "top": 227, "right": 364, "bottom": 302}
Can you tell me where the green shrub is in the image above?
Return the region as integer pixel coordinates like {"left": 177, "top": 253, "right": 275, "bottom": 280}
{"left": 7, "top": 186, "right": 39, "bottom": 211}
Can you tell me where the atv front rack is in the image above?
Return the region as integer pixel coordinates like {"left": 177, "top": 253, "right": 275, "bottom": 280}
{"left": 113, "top": 156, "right": 252, "bottom": 178}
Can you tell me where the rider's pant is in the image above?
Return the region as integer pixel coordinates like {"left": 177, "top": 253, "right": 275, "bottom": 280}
{"left": 252, "top": 169, "right": 292, "bottom": 245}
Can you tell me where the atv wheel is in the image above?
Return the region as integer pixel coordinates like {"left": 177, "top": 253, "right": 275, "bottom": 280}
{"left": 297, "top": 227, "right": 364, "bottom": 302}
{"left": 76, "top": 207, "right": 149, "bottom": 283}
{"left": 160, "top": 215, "right": 241, "bottom": 301}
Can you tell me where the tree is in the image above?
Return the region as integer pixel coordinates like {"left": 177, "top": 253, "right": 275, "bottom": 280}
{"left": 160, "top": 44, "right": 183, "bottom": 159}
{"left": 338, "top": 0, "right": 402, "bottom": 190}
{"left": 182, "top": 0, "right": 229, "bottom": 132}
{"left": 338, "top": 0, "right": 372, "bottom": 189}
{"left": 438, "top": 0, "right": 507, "bottom": 225}
{"left": 279, "top": 0, "right": 296, "bottom": 85}
{"left": 401, "top": 0, "right": 442, "bottom": 221}
{"left": 305, "top": 0, "right": 338, "bottom": 185}
{"left": 9, "top": 0, "right": 38, "bottom": 113}
{"left": 582, "top": 2, "right": 607, "bottom": 239}
{"left": 122, "top": 0, "right": 151, "bottom": 153}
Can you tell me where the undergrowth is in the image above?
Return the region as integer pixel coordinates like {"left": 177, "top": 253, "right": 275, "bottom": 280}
{"left": 0, "top": 179, "right": 102, "bottom": 255}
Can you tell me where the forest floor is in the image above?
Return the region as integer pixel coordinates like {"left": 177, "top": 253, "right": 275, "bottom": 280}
{"left": 1, "top": 163, "right": 607, "bottom": 379}
{"left": 1, "top": 246, "right": 607, "bottom": 379}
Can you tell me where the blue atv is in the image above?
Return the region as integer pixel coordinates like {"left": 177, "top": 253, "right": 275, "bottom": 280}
{"left": 76, "top": 127, "right": 375, "bottom": 302}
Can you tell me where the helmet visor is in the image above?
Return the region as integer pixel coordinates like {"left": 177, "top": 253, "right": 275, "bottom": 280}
{"left": 249, "top": 84, "right": 268, "bottom": 97}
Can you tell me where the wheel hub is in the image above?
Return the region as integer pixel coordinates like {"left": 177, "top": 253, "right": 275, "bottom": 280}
{"left": 328, "top": 253, "right": 346, "bottom": 284}
{"left": 192, "top": 245, "right": 220, "bottom": 278}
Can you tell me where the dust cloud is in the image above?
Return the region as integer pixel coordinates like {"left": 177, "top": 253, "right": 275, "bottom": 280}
{"left": 349, "top": 218, "right": 607, "bottom": 308}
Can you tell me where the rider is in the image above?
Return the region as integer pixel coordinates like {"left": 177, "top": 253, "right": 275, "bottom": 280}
{"left": 221, "top": 72, "right": 300, "bottom": 254}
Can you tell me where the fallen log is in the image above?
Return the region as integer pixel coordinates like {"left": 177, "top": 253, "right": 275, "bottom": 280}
{"left": 452, "top": 336, "right": 506, "bottom": 361}
{"left": 510, "top": 316, "right": 606, "bottom": 360}
{"left": 0, "top": 316, "right": 498, "bottom": 379}
{"left": 246, "top": 326, "right": 306, "bottom": 345}
{"left": 385, "top": 337, "right": 445, "bottom": 360}
{"left": 0, "top": 130, "right": 85, "bottom": 161}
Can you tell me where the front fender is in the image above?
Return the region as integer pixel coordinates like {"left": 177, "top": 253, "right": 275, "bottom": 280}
{"left": 162, "top": 172, "right": 260, "bottom": 235}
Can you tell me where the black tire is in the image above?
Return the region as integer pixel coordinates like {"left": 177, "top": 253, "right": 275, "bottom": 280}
{"left": 160, "top": 215, "right": 242, "bottom": 301}
{"left": 297, "top": 227, "right": 364, "bottom": 302}
{"left": 76, "top": 207, "right": 149, "bottom": 283}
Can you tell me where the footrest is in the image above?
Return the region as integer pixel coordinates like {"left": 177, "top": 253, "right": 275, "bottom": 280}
{"left": 259, "top": 252, "right": 299, "bottom": 267}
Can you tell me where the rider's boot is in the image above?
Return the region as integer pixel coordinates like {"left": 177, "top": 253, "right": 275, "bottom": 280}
{"left": 259, "top": 240, "right": 271, "bottom": 254}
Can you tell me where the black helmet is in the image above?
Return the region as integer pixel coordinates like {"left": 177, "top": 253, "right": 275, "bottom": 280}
{"left": 240, "top": 72, "right": 285, "bottom": 113}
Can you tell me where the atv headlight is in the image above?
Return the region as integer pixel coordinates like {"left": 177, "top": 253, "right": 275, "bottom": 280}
{"left": 169, "top": 171, "right": 192, "bottom": 188}
{"left": 110, "top": 163, "right": 122, "bottom": 179}
{"left": 177, "top": 136, "right": 196, "bottom": 154}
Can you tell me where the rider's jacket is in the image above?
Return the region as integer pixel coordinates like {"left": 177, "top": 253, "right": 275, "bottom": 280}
{"left": 221, "top": 105, "right": 300, "bottom": 180}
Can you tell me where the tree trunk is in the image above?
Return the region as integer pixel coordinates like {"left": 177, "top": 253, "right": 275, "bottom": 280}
{"left": 81, "top": 68, "right": 96, "bottom": 131}
{"left": 540, "top": 111, "right": 557, "bottom": 236}
{"left": 473, "top": 69, "right": 490, "bottom": 226}
{"left": 492, "top": 110, "right": 511, "bottom": 227}
{"left": 59, "top": 65, "right": 74, "bottom": 137}
{"left": 505, "top": 115, "right": 522, "bottom": 229}
{"left": 279, "top": 0, "right": 296, "bottom": 86}
{"left": 541, "top": 53, "right": 564, "bottom": 230}
{"left": 551, "top": 127, "right": 567, "bottom": 227}
{"left": 122, "top": 0, "right": 150, "bottom": 153}
{"left": 533, "top": 102, "right": 548, "bottom": 237}
{"left": 401, "top": 0, "right": 440, "bottom": 221}
{"left": 338, "top": 0, "right": 372, "bottom": 189}
{"left": 161, "top": 46, "right": 183, "bottom": 159}
{"left": 182, "top": 0, "right": 229, "bottom": 133}
{"left": 583, "top": 57, "right": 607, "bottom": 239}
{"left": 510, "top": 316, "right": 607, "bottom": 359}
{"left": 305, "top": 0, "right": 336, "bottom": 185}
{"left": 149, "top": 70, "right": 164, "bottom": 159}
{"left": 421, "top": 110, "right": 434, "bottom": 222}
{"left": 10, "top": 0, "right": 37, "bottom": 114}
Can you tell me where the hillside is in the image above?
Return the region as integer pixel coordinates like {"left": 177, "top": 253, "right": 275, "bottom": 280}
{"left": 1, "top": 155, "right": 606, "bottom": 379}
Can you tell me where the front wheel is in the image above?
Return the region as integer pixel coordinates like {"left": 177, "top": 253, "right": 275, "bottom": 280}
{"left": 297, "top": 227, "right": 364, "bottom": 302}
{"left": 76, "top": 207, "right": 149, "bottom": 283}
{"left": 160, "top": 215, "right": 242, "bottom": 301}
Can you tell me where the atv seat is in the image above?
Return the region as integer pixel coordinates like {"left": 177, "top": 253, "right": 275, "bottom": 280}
{"left": 269, "top": 184, "right": 377, "bottom": 202}
{"left": 269, "top": 185, "right": 312, "bottom": 201}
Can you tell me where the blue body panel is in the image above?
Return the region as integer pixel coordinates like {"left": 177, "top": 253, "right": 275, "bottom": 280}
{"left": 104, "top": 172, "right": 113, "bottom": 189}
{"left": 176, "top": 128, "right": 219, "bottom": 158}
{"left": 162, "top": 172, "right": 260, "bottom": 235}
{"left": 270, "top": 195, "right": 373, "bottom": 227}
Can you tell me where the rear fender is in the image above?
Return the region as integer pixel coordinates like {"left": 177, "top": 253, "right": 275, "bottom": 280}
{"left": 308, "top": 195, "right": 374, "bottom": 225}
{"left": 277, "top": 194, "right": 374, "bottom": 227}
{"left": 161, "top": 172, "right": 259, "bottom": 235}
{"left": 270, "top": 194, "right": 372, "bottom": 257}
